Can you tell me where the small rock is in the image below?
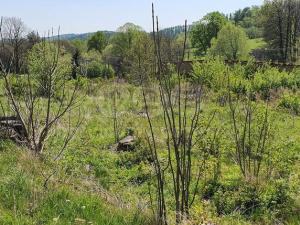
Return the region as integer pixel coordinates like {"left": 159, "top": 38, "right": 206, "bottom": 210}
{"left": 117, "top": 135, "right": 136, "bottom": 151}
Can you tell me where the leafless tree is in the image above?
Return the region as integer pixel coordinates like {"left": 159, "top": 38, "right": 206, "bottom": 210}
{"left": 228, "top": 80, "right": 271, "bottom": 180}
{"left": 139, "top": 5, "right": 215, "bottom": 224}
{"left": 1, "top": 17, "right": 27, "bottom": 74}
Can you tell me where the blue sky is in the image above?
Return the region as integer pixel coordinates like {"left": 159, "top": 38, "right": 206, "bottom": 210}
{"left": 1, "top": 0, "right": 264, "bottom": 34}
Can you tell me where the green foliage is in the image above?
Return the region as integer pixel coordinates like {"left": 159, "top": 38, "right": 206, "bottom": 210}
{"left": 192, "top": 58, "right": 300, "bottom": 101}
{"left": 71, "top": 39, "right": 87, "bottom": 53}
{"left": 278, "top": 93, "right": 300, "bottom": 115}
{"left": 230, "top": 6, "right": 262, "bottom": 39}
{"left": 259, "top": 0, "right": 300, "bottom": 62}
{"left": 252, "top": 67, "right": 295, "bottom": 100}
{"left": 160, "top": 25, "right": 188, "bottom": 38}
{"left": 292, "top": 69, "right": 300, "bottom": 87}
{"left": 260, "top": 180, "right": 291, "bottom": 214}
{"left": 86, "top": 61, "right": 114, "bottom": 79}
{"left": 81, "top": 49, "right": 101, "bottom": 62}
{"left": 27, "top": 42, "right": 71, "bottom": 96}
{"left": 72, "top": 75, "right": 89, "bottom": 91}
{"left": 127, "top": 32, "right": 154, "bottom": 83}
{"left": 87, "top": 31, "right": 108, "bottom": 53}
{"left": 190, "top": 12, "right": 228, "bottom": 55}
{"left": 110, "top": 24, "right": 142, "bottom": 58}
{"left": 209, "top": 23, "right": 250, "bottom": 60}
{"left": 117, "top": 146, "right": 151, "bottom": 170}
{"left": 116, "top": 23, "right": 143, "bottom": 33}
{"left": 207, "top": 180, "right": 293, "bottom": 218}
{"left": 8, "top": 75, "right": 31, "bottom": 97}
{"left": 213, "top": 181, "right": 260, "bottom": 216}
{"left": 107, "top": 25, "right": 152, "bottom": 77}
{"left": 192, "top": 59, "right": 250, "bottom": 96}
{"left": 192, "top": 58, "right": 227, "bottom": 89}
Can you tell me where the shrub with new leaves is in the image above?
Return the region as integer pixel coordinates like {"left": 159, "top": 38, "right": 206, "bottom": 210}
{"left": 27, "top": 42, "right": 71, "bottom": 96}
{"left": 278, "top": 93, "right": 300, "bottom": 115}
{"left": 86, "top": 61, "right": 114, "bottom": 79}
{"left": 1, "top": 39, "right": 81, "bottom": 154}
{"left": 192, "top": 58, "right": 227, "bottom": 90}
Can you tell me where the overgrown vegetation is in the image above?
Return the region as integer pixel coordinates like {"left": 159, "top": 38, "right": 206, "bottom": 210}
{"left": 1, "top": 0, "right": 300, "bottom": 224}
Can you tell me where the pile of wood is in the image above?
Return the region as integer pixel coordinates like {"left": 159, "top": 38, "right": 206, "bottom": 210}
{"left": 0, "top": 116, "right": 27, "bottom": 144}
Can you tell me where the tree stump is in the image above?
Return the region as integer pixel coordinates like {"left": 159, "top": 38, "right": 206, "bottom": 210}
{"left": 117, "top": 135, "right": 136, "bottom": 151}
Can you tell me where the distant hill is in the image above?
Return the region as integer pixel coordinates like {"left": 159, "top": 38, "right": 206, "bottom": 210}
{"left": 54, "top": 25, "right": 192, "bottom": 41}
{"left": 160, "top": 25, "right": 192, "bottom": 38}
{"left": 52, "top": 31, "right": 116, "bottom": 40}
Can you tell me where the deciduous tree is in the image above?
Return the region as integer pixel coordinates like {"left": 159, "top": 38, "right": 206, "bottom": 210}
{"left": 1, "top": 17, "right": 28, "bottom": 74}
{"left": 260, "top": 0, "right": 300, "bottom": 62}
{"left": 190, "top": 12, "right": 227, "bottom": 55}
{"left": 87, "top": 31, "right": 107, "bottom": 53}
{"left": 108, "top": 23, "right": 145, "bottom": 77}
{"left": 209, "top": 23, "right": 249, "bottom": 60}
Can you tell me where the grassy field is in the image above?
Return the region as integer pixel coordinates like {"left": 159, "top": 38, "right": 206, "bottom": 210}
{"left": 1, "top": 61, "right": 300, "bottom": 224}
{"left": 248, "top": 38, "right": 267, "bottom": 51}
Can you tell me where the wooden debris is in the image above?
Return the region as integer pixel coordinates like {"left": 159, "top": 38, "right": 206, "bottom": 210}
{"left": 0, "top": 116, "right": 26, "bottom": 144}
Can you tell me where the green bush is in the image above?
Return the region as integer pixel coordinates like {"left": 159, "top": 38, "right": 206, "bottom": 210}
{"left": 212, "top": 181, "right": 260, "bottom": 216}
{"left": 260, "top": 180, "right": 290, "bottom": 213}
{"left": 116, "top": 142, "right": 151, "bottom": 169}
{"left": 86, "top": 62, "right": 114, "bottom": 79}
{"left": 202, "top": 179, "right": 293, "bottom": 218}
{"left": 192, "top": 58, "right": 227, "bottom": 90}
{"left": 230, "top": 75, "right": 250, "bottom": 95}
{"left": 278, "top": 93, "right": 300, "bottom": 115}
{"left": 250, "top": 67, "right": 295, "bottom": 100}
{"left": 73, "top": 75, "right": 89, "bottom": 91}
{"left": 102, "top": 65, "right": 115, "bottom": 79}
{"left": 28, "top": 42, "right": 72, "bottom": 97}
{"left": 244, "top": 59, "right": 258, "bottom": 79}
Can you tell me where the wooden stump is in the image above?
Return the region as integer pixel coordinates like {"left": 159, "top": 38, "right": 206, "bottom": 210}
{"left": 117, "top": 135, "right": 136, "bottom": 152}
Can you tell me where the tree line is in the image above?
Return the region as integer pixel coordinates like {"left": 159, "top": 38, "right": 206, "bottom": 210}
{"left": 0, "top": 0, "right": 299, "bottom": 81}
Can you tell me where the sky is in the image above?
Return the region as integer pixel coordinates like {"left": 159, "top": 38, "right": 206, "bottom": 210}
{"left": 1, "top": 0, "right": 264, "bottom": 35}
